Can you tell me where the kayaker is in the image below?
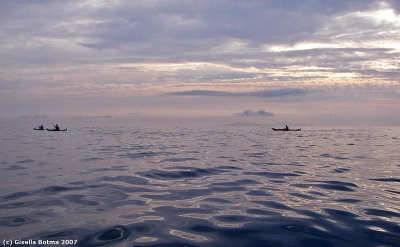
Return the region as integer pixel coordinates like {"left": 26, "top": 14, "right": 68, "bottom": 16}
{"left": 285, "top": 125, "right": 289, "bottom": 130}
{"left": 54, "top": 124, "right": 60, "bottom": 131}
{"left": 39, "top": 124, "right": 44, "bottom": 130}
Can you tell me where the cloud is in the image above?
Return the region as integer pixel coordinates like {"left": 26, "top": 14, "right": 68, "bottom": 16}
{"left": 249, "top": 88, "right": 310, "bottom": 97}
{"left": 2, "top": 0, "right": 399, "bottom": 78}
{"left": 1, "top": 0, "right": 398, "bottom": 66}
{"left": 236, "top": 110, "right": 274, "bottom": 117}
{"left": 1, "top": 0, "right": 400, "bottom": 125}
{"left": 169, "top": 88, "right": 309, "bottom": 98}
{"left": 76, "top": 0, "right": 380, "bottom": 49}
{"left": 170, "top": 90, "right": 232, "bottom": 97}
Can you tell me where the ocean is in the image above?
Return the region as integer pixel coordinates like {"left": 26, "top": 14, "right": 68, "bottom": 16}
{"left": 1, "top": 125, "right": 399, "bottom": 247}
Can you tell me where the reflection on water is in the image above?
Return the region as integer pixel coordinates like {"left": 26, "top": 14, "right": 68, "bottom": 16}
{"left": 0, "top": 126, "right": 399, "bottom": 246}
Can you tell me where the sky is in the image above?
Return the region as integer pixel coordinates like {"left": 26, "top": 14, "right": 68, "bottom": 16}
{"left": 1, "top": 0, "right": 399, "bottom": 126}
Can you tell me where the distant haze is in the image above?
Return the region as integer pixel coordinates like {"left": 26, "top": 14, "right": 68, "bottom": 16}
{"left": 1, "top": 0, "right": 399, "bottom": 126}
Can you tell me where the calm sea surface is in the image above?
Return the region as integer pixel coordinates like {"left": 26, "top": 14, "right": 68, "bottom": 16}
{"left": 0, "top": 126, "right": 399, "bottom": 247}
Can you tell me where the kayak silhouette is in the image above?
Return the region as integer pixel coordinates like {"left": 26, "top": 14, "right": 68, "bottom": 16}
{"left": 34, "top": 124, "right": 44, "bottom": 130}
{"left": 46, "top": 128, "right": 67, "bottom": 131}
{"left": 271, "top": 128, "right": 301, "bottom": 131}
{"left": 46, "top": 124, "right": 67, "bottom": 131}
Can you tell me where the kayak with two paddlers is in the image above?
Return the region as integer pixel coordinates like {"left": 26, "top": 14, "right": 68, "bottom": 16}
{"left": 47, "top": 128, "right": 67, "bottom": 131}
{"left": 46, "top": 124, "right": 67, "bottom": 131}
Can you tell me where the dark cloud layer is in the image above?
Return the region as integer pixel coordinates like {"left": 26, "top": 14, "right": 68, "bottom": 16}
{"left": 170, "top": 88, "right": 309, "bottom": 98}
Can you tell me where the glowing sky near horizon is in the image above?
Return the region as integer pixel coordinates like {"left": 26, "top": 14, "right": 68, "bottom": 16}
{"left": 0, "top": 0, "right": 399, "bottom": 125}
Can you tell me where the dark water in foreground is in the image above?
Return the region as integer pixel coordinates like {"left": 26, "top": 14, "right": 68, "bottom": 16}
{"left": 1, "top": 126, "right": 399, "bottom": 247}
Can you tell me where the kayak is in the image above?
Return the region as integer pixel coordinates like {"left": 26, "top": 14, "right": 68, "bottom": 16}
{"left": 46, "top": 128, "right": 67, "bottom": 131}
{"left": 33, "top": 128, "right": 44, "bottom": 130}
{"left": 272, "top": 128, "right": 301, "bottom": 131}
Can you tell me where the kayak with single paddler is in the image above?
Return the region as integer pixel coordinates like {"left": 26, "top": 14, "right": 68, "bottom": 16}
{"left": 272, "top": 128, "right": 301, "bottom": 131}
